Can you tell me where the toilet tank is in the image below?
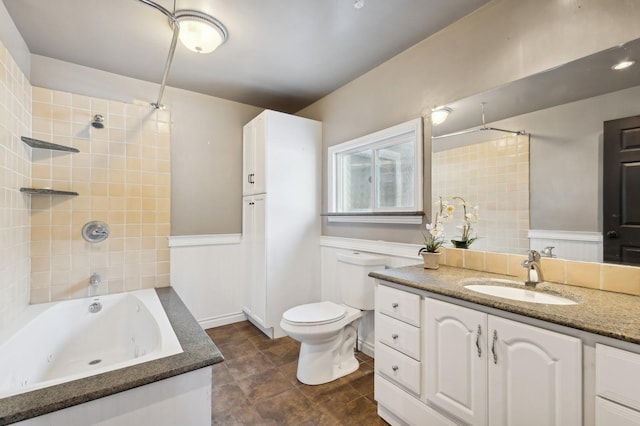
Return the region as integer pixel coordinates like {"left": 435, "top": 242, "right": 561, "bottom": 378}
{"left": 336, "top": 252, "right": 386, "bottom": 310}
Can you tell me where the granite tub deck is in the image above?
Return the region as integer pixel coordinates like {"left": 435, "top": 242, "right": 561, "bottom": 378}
{"left": 370, "top": 265, "right": 640, "bottom": 345}
{"left": 0, "top": 287, "right": 223, "bottom": 425}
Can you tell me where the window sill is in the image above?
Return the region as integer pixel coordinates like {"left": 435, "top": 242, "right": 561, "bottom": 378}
{"left": 322, "top": 212, "right": 424, "bottom": 224}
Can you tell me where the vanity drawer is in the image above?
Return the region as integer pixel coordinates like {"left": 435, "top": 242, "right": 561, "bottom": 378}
{"left": 596, "top": 344, "right": 640, "bottom": 411}
{"left": 376, "top": 341, "right": 421, "bottom": 395}
{"left": 376, "top": 284, "right": 421, "bottom": 326}
{"left": 596, "top": 397, "right": 640, "bottom": 426}
{"left": 376, "top": 312, "right": 421, "bottom": 361}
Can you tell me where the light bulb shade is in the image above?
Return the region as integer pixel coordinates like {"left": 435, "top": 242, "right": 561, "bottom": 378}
{"left": 431, "top": 107, "right": 451, "bottom": 125}
{"left": 174, "top": 10, "right": 228, "bottom": 54}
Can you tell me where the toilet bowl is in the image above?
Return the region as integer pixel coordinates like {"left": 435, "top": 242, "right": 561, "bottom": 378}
{"left": 280, "top": 252, "right": 386, "bottom": 385}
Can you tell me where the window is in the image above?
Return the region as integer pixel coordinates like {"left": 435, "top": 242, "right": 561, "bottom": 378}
{"left": 327, "top": 118, "right": 423, "bottom": 224}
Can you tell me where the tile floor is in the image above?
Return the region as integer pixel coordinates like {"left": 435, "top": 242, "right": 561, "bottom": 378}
{"left": 206, "top": 321, "right": 388, "bottom": 425}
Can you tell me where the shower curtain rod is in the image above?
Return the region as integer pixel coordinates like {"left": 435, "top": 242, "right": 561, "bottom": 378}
{"left": 431, "top": 126, "right": 526, "bottom": 140}
{"left": 136, "top": 0, "right": 180, "bottom": 109}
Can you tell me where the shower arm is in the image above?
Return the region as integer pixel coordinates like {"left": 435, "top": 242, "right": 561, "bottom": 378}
{"left": 136, "top": 0, "right": 180, "bottom": 109}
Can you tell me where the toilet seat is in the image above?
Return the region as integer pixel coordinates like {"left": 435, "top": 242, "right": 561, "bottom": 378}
{"left": 282, "top": 301, "right": 346, "bottom": 326}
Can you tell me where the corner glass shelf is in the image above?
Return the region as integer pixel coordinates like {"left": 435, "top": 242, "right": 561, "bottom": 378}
{"left": 20, "top": 188, "right": 79, "bottom": 196}
{"left": 21, "top": 136, "right": 79, "bottom": 153}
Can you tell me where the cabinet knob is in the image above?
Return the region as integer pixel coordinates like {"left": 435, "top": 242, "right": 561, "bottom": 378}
{"left": 391, "top": 365, "right": 399, "bottom": 373}
{"left": 391, "top": 333, "right": 399, "bottom": 340}
{"left": 391, "top": 302, "right": 399, "bottom": 308}
{"left": 606, "top": 230, "right": 619, "bottom": 239}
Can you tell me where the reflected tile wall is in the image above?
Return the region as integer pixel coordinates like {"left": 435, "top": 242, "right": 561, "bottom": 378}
{"left": 432, "top": 134, "right": 530, "bottom": 255}
{"left": 29, "top": 87, "right": 171, "bottom": 303}
{"left": 0, "top": 39, "right": 31, "bottom": 329}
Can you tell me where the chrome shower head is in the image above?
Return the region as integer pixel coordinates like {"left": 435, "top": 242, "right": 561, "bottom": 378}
{"left": 91, "top": 114, "right": 104, "bottom": 129}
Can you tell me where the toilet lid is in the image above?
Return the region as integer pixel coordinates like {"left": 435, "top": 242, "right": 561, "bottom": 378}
{"left": 282, "top": 301, "right": 346, "bottom": 326}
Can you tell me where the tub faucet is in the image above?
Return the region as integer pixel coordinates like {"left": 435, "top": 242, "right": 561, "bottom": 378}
{"left": 89, "top": 273, "right": 101, "bottom": 297}
{"left": 522, "top": 250, "right": 544, "bottom": 288}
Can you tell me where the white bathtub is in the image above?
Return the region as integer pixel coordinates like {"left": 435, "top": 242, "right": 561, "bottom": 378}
{"left": 0, "top": 289, "right": 183, "bottom": 398}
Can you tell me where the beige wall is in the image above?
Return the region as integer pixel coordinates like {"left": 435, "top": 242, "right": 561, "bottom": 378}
{"left": 297, "top": 0, "right": 640, "bottom": 244}
{"left": 29, "top": 55, "right": 263, "bottom": 236}
{"left": 29, "top": 88, "right": 171, "bottom": 302}
{"left": 0, "top": 37, "right": 31, "bottom": 329}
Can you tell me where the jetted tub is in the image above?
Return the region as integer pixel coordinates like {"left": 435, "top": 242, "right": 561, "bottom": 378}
{"left": 0, "top": 289, "right": 183, "bottom": 399}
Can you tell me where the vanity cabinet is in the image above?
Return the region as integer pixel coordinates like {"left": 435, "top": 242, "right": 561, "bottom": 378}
{"left": 425, "top": 298, "right": 582, "bottom": 426}
{"left": 595, "top": 344, "right": 640, "bottom": 424}
{"left": 241, "top": 110, "right": 322, "bottom": 338}
{"left": 374, "top": 282, "right": 583, "bottom": 426}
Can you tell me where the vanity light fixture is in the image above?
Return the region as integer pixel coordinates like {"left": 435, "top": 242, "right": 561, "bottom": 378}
{"left": 173, "top": 10, "right": 228, "bottom": 54}
{"left": 611, "top": 60, "right": 636, "bottom": 70}
{"left": 431, "top": 106, "right": 452, "bottom": 125}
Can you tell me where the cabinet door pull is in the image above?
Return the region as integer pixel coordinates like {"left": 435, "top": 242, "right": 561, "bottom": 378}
{"left": 476, "top": 325, "right": 482, "bottom": 358}
{"left": 249, "top": 173, "right": 255, "bottom": 184}
{"left": 391, "top": 302, "right": 399, "bottom": 308}
{"left": 391, "top": 333, "right": 399, "bottom": 340}
{"left": 391, "top": 365, "right": 399, "bottom": 374}
{"left": 491, "top": 330, "right": 498, "bottom": 364}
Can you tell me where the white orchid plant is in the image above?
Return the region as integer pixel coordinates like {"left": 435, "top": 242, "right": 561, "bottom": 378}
{"left": 419, "top": 197, "right": 454, "bottom": 254}
{"left": 452, "top": 196, "right": 479, "bottom": 247}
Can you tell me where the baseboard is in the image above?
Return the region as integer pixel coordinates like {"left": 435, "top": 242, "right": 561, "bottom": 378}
{"left": 359, "top": 338, "right": 375, "bottom": 358}
{"left": 198, "top": 312, "right": 247, "bottom": 330}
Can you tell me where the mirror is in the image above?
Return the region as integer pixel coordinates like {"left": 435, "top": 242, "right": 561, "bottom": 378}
{"left": 431, "top": 37, "right": 640, "bottom": 262}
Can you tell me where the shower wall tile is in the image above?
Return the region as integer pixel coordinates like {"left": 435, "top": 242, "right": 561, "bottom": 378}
{"left": 30, "top": 88, "right": 171, "bottom": 302}
{"left": 432, "top": 135, "right": 530, "bottom": 255}
{"left": 0, "top": 39, "right": 31, "bottom": 330}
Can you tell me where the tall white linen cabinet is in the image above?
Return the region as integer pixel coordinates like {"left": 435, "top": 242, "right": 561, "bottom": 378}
{"left": 242, "top": 110, "right": 322, "bottom": 338}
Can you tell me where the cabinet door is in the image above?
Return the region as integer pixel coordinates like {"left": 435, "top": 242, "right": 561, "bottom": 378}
{"left": 242, "top": 116, "right": 266, "bottom": 195}
{"left": 242, "top": 196, "right": 267, "bottom": 326}
{"left": 425, "top": 298, "right": 487, "bottom": 426}
{"left": 488, "top": 316, "right": 581, "bottom": 426}
{"left": 242, "top": 120, "right": 255, "bottom": 196}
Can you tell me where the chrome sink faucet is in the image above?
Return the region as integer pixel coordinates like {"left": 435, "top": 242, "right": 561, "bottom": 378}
{"left": 522, "top": 250, "right": 544, "bottom": 287}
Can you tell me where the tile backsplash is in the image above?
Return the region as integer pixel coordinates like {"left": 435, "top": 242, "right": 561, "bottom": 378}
{"left": 440, "top": 247, "right": 640, "bottom": 297}
{"left": 29, "top": 87, "right": 171, "bottom": 302}
{"left": 0, "top": 39, "right": 31, "bottom": 329}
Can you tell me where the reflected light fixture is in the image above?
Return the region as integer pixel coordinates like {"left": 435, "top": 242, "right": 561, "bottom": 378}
{"left": 612, "top": 59, "right": 636, "bottom": 70}
{"left": 174, "top": 10, "right": 228, "bottom": 54}
{"left": 431, "top": 106, "right": 452, "bottom": 125}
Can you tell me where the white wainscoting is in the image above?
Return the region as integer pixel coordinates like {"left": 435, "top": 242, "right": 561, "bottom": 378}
{"left": 528, "top": 229, "right": 603, "bottom": 262}
{"left": 320, "top": 236, "right": 423, "bottom": 357}
{"left": 168, "top": 233, "right": 424, "bottom": 358}
{"left": 169, "top": 234, "right": 246, "bottom": 330}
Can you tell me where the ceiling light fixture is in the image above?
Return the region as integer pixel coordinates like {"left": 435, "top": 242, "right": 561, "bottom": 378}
{"left": 173, "top": 10, "right": 228, "bottom": 54}
{"left": 431, "top": 106, "right": 452, "bottom": 125}
{"left": 354, "top": 0, "right": 365, "bottom": 9}
{"left": 611, "top": 60, "right": 636, "bottom": 70}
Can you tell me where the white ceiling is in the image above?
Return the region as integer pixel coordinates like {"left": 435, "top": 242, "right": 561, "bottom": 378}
{"left": 3, "top": 0, "right": 489, "bottom": 113}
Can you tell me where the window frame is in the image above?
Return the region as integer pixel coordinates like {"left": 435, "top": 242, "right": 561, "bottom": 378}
{"left": 327, "top": 118, "right": 424, "bottom": 224}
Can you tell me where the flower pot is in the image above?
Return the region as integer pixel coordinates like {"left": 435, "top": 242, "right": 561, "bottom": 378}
{"left": 421, "top": 251, "right": 441, "bottom": 269}
{"left": 451, "top": 240, "right": 470, "bottom": 249}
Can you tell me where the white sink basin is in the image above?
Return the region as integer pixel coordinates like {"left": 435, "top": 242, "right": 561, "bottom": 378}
{"left": 463, "top": 282, "right": 577, "bottom": 305}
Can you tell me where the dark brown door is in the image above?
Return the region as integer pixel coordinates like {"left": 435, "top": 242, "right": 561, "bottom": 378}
{"left": 603, "top": 114, "right": 640, "bottom": 265}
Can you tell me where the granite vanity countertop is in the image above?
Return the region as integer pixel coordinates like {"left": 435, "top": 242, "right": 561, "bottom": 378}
{"left": 370, "top": 265, "right": 640, "bottom": 345}
{"left": 0, "top": 287, "right": 224, "bottom": 425}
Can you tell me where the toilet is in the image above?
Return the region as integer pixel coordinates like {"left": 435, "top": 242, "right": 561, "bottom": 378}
{"left": 280, "top": 252, "right": 386, "bottom": 385}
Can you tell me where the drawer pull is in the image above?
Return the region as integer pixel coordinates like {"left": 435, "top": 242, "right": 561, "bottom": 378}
{"left": 391, "top": 302, "right": 399, "bottom": 308}
{"left": 476, "top": 325, "right": 482, "bottom": 358}
{"left": 491, "top": 330, "right": 498, "bottom": 364}
{"left": 391, "top": 365, "right": 399, "bottom": 374}
{"left": 391, "top": 333, "right": 399, "bottom": 340}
